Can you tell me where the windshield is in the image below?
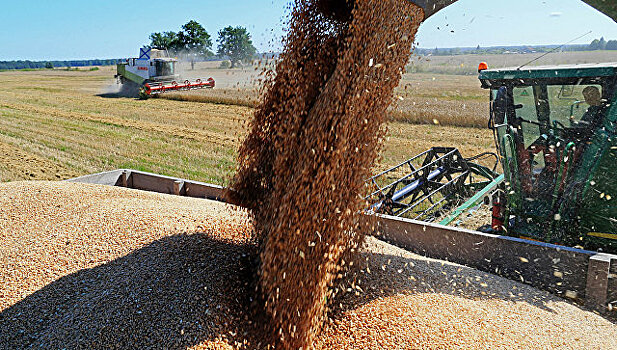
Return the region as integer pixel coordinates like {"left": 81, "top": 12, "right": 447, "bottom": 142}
{"left": 547, "top": 84, "right": 603, "bottom": 125}
{"left": 494, "top": 82, "right": 610, "bottom": 149}
{"left": 155, "top": 60, "right": 174, "bottom": 76}
{"left": 512, "top": 83, "right": 604, "bottom": 124}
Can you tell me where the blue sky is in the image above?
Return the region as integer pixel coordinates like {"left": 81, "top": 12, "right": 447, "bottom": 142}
{"left": 1, "top": 0, "right": 617, "bottom": 60}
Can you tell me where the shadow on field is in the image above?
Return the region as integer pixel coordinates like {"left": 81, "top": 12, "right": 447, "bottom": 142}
{"left": 97, "top": 84, "right": 140, "bottom": 99}
{"left": 0, "top": 233, "right": 259, "bottom": 349}
{"left": 97, "top": 92, "right": 128, "bottom": 98}
{"left": 96, "top": 92, "right": 139, "bottom": 99}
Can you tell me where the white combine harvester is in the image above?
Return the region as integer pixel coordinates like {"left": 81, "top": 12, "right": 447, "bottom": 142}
{"left": 115, "top": 47, "right": 215, "bottom": 99}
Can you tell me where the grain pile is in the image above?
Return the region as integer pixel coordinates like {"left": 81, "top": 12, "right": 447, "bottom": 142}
{"left": 229, "top": 0, "right": 424, "bottom": 347}
{"left": 2, "top": 182, "right": 616, "bottom": 349}
{"left": 316, "top": 237, "right": 617, "bottom": 350}
{"left": 0, "top": 181, "right": 256, "bottom": 349}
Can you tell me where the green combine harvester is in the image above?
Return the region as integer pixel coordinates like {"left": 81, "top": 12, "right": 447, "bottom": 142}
{"left": 363, "top": 0, "right": 617, "bottom": 254}
{"left": 367, "top": 63, "right": 617, "bottom": 253}
{"left": 115, "top": 47, "right": 215, "bottom": 99}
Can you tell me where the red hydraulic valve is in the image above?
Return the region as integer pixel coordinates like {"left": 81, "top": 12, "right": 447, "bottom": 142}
{"left": 491, "top": 191, "right": 506, "bottom": 232}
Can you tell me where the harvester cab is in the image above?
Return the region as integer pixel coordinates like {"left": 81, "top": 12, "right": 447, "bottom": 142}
{"left": 365, "top": 63, "right": 617, "bottom": 253}
{"left": 115, "top": 47, "right": 215, "bottom": 99}
{"left": 479, "top": 63, "right": 617, "bottom": 251}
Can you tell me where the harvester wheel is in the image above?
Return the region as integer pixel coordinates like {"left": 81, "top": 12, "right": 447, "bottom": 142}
{"left": 138, "top": 86, "right": 150, "bottom": 100}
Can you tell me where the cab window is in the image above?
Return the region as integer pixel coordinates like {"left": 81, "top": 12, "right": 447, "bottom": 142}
{"left": 513, "top": 86, "right": 539, "bottom": 149}
{"left": 547, "top": 84, "right": 603, "bottom": 126}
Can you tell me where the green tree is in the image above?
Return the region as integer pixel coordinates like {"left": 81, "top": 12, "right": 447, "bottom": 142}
{"left": 217, "top": 26, "right": 257, "bottom": 68}
{"left": 599, "top": 37, "right": 608, "bottom": 50}
{"left": 149, "top": 21, "right": 213, "bottom": 69}
{"left": 177, "top": 20, "right": 213, "bottom": 69}
{"left": 149, "top": 31, "right": 179, "bottom": 51}
{"left": 590, "top": 38, "right": 601, "bottom": 50}
{"left": 44, "top": 62, "right": 54, "bottom": 69}
{"left": 606, "top": 40, "right": 617, "bottom": 50}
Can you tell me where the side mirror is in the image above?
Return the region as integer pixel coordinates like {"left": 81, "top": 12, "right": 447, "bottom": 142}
{"left": 492, "top": 86, "right": 509, "bottom": 125}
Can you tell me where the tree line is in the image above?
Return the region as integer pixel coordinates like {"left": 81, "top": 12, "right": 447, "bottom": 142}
{"left": 0, "top": 59, "right": 120, "bottom": 71}
{"left": 588, "top": 37, "right": 617, "bottom": 50}
{"left": 418, "top": 37, "right": 617, "bottom": 56}
{"left": 149, "top": 20, "right": 257, "bottom": 69}
{"left": 1, "top": 20, "right": 258, "bottom": 71}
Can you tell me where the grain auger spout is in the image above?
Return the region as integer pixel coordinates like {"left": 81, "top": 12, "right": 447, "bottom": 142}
{"left": 316, "top": 0, "right": 617, "bottom": 23}
{"left": 409, "top": 0, "right": 617, "bottom": 22}
{"left": 315, "top": 0, "right": 456, "bottom": 21}
{"left": 406, "top": 0, "right": 617, "bottom": 22}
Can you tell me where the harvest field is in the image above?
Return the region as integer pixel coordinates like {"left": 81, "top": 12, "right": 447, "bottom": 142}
{"left": 409, "top": 49, "right": 617, "bottom": 75}
{"left": 0, "top": 63, "right": 495, "bottom": 184}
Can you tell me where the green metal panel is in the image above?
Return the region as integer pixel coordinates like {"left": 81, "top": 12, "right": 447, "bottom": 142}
{"left": 580, "top": 143, "right": 617, "bottom": 235}
{"left": 116, "top": 64, "right": 146, "bottom": 85}
{"left": 440, "top": 174, "right": 504, "bottom": 226}
{"left": 563, "top": 89, "right": 617, "bottom": 249}
{"left": 480, "top": 65, "right": 617, "bottom": 81}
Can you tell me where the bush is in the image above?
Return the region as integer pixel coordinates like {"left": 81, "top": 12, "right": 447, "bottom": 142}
{"left": 89, "top": 67, "right": 99, "bottom": 71}
{"left": 219, "top": 60, "right": 231, "bottom": 69}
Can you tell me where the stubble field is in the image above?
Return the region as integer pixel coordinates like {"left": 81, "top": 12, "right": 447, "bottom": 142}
{"left": 0, "top": 63, "right": 494, "bottom": 184}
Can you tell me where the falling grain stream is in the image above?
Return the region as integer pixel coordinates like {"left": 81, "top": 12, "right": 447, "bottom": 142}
{"left": 230, "top": 0, "right": 425, "bottom": 348}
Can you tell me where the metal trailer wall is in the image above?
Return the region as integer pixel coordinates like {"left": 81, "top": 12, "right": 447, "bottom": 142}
{"left": 370, "top": 213, "right": 616, "bottom": 312}
{"left": 69, "top": 169, "right": 617, "bottom": 315}
{"left": 68, "top": 169, "right": 226, "bottom": 201}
